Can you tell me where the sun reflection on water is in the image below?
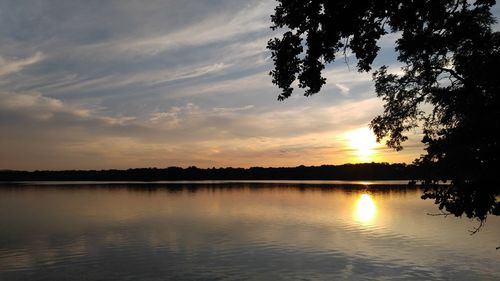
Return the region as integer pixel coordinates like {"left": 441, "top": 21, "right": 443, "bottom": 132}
{"left": 355, "top": 193, "right": 377, "bottom": 224}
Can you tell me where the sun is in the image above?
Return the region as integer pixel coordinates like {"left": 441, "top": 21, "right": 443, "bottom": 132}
{"left": 346, "top": 127, "right": 379, "bottom": 162}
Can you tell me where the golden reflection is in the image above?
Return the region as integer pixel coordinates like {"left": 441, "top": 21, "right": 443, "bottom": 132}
{"left": 355, "top": 193, "right": 377, "bottom": 223}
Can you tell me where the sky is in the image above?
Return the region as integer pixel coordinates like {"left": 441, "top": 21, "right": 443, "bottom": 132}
{"left": 2, "top": 0, "right": 495, "bottom": 170}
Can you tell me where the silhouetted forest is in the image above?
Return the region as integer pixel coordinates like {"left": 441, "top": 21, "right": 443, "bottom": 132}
{"left": 0, "top": 163, "right": 426, "bottom": 181}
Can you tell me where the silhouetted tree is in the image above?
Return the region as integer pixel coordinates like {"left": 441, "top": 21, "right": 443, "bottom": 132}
{"left": 268, "top": 0, "right": 499, "bottom": 222}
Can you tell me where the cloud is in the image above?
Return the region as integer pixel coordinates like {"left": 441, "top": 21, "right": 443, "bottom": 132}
{"left": 0, "top": 91, "right": 142, "bottom": 130}
{"left": 334, "top": 83, "right": 350, "bottom": 96}
{"left": 0, "top": 52, "right": 44, "bottom": 76}
{"left": 95, "top": 1, "right": 273, "bottom": 57}
{"left": 0, "top": 0, "right": 427, "bottom": 169}
{"left": 0, "top": 91, "right": 61, "bottom": 110}
{"left": 141, "top": 97, "right": 385, "bottom": 144}
{"left": 0, "top": 91, "right": 67, "bottom": 121}
{"left": 0, "top": 89, "right": 421, "bottom": 170}
{"left": 212, "top": 105, "right": 254, "bottom": 113}
{"left": 148, "top": 103, "right": 199, "bottom": 129}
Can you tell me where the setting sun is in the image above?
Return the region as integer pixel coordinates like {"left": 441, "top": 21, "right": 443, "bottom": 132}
{"left": 346, "top": 127, "right": 379, "bottom": 162}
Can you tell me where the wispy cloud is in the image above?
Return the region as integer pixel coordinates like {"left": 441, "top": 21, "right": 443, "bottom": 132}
{"left": 92, "top": 1, "right": 273, "bottom": 57}
{"left": 0, "top": 0, "right": 428, "bottom": 169}
{"left": 0, "top": 52, "right": 44, "bottom": 76}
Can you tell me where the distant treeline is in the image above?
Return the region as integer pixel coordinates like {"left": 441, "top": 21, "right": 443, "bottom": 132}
{"left": 0, "top": 163, "right": 428, "bottom": 181}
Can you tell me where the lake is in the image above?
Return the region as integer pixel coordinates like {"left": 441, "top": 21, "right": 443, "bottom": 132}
{"left": 0, "top": 181, "right": 499, "bottom": 280}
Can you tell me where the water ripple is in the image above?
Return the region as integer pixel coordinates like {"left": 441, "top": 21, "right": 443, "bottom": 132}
{"left": 1, "top": 184, "right": 499, "bottom": 280}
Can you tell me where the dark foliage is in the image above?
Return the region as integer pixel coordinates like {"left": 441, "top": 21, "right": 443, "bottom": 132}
{"left": 268, "top": 0, "right": 500, "bottom": 221}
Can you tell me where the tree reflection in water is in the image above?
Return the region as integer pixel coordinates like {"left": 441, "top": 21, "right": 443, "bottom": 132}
{"left": 421, "top": 181, "right": 500, "bottom": 233}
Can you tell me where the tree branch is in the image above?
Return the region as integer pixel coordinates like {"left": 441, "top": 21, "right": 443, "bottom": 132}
{"left": 435, "top": 67, "right": 465, "bottom": 83}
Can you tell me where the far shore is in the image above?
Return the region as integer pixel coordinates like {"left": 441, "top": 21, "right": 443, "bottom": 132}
{"left": 0, "top": 163, "right": 435, "bottom": 182}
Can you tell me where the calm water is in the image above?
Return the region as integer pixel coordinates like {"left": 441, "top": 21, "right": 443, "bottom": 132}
{"left": 0, "top": 182, "right": 499, "bottom": 280}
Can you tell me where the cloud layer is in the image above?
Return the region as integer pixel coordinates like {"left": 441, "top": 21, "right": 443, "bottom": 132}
{"left": 0, "top": 0, "right": 429, "bottom": 170}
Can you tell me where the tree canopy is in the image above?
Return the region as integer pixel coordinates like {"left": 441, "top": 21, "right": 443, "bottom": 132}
{"left": 268, "top": 0, "right": 499, "bottom": 221}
